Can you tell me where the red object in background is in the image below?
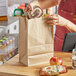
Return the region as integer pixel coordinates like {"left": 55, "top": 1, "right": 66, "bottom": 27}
{"left": 18, "top": 4, "right": 32, "bottom": 12}
{"left": 54, "top": 0, "right": 76, "bottom": 51}
{"left": 50, "top": 57, "right": 63, "bottom": 65}
{"left": 18, "top": 6, "right": 25, "bottom": 10}
{"left": 18, "top": 4, "right": 25, "bottom": 10}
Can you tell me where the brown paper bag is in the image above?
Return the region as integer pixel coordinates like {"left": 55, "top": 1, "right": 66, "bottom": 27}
{"left": 19, "top": 16, "right": 54, "bottom": 66}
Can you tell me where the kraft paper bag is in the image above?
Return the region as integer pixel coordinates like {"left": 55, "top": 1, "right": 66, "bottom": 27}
{"left": 19, "top": 16, "right": 54, "bottom": 66}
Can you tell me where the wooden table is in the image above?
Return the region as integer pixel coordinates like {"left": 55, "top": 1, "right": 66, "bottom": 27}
{"left": 0, "top": 52, "right": 75, "bottom": 76}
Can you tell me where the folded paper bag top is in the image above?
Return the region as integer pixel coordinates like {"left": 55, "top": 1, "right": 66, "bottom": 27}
{"left": 19, "top": 1, "right": 54, "bottom": 66}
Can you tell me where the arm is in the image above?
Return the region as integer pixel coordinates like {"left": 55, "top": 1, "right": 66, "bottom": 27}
{"left": 38, "top": 0, "right": 76, "bottom": 32}
{"left": 66, "top": 20, "right": 76, "bottom": 32}
{"left": 38, "top": 0, "right": 61, "bottom": 9}
{"left": 58, "top": 15, "right": 76, "bottom": 32}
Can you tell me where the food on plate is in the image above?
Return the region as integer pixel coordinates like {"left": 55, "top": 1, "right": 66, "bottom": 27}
{"left": 40, "top": 65, "right": 67, "bottom": 76}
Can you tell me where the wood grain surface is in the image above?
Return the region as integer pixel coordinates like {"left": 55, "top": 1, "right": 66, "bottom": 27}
{"left": 0, "top": 52, "right": 75, "bottom": 76}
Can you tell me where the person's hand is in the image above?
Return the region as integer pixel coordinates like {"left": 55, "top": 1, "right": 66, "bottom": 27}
{"left": 44, "top": 14, "right": 58, "bottom": 26}
{"left": 25, "top": 4, "right": 32, "bottom": 12}
{"left": 24, "top": 1, "right": 43, "bottom": 19}
{"left": 44, "top": 14, "right": 68, "bottom": 26}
